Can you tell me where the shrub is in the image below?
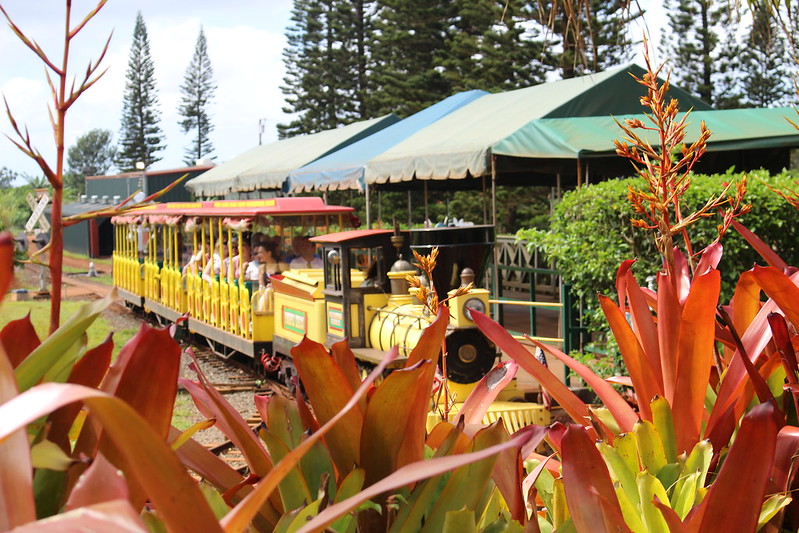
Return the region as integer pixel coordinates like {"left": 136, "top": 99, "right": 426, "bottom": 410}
{"left": 520, "top": 169, "right": 799, "bottom": 336}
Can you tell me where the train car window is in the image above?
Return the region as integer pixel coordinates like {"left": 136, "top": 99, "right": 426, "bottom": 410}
{"left": 350, "top": 247, "right": 383, "bottom": 288}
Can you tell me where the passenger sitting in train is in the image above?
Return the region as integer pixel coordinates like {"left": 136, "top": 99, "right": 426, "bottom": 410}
{"left": 182, "top": 239, "right": 208, "bottom": 276}
{"left": 202, "top": 240, "right": 228, "bottom": 283}
{"left": 256, "top": 241, "right": 287, "bottom": 280}
{"left": 288, "top": 235, "right": 323, "bottom": 269}
{"left": 231, "top": 240, "right": 252, "bottom": 279}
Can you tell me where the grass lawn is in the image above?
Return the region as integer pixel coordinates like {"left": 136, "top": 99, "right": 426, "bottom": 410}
{"left": 1, "top": 299, "right": 138, "bottom": 358}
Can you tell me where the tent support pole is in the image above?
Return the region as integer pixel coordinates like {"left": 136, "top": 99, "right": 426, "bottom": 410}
{"left": 408, "top": 190, "right": 412, "bottom": 227}
{"left": 378, "top": 189, "right": 382, "bottom": 224}
{"left": 576, "top": 159, "right": 583, "bottom": 187}
{"left": 491, "top": 155, "right": 497, "bottom": 227}
{"left": 482, "top": 174, "right": 487, "bottom": 224}
{"left": 365, "top": 183, "right": 371, "bottom": 229}
{"left": 323, "top": 191, "right": 328, "bottom": 204}
{"left": 424, "top": 181, "right": 429, "bottom": 223}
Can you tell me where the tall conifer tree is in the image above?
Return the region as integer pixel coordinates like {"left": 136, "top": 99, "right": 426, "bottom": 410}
{"left": 740, "top": 5, "right": 793, "bottom": 107}
{"left": 442, "top": 0, "right": 549, "bottom": 92}
{"left": 179, "top": 27, "right": 217, "bottom": 164}
{"left": 279, "top": 0, "right": 371, "bottom": 137}
{"left": 370, "top": 0, "right": 453, "bottom": 117}
{"left": 116, "top": 11, "right": 165, "bottom": 171}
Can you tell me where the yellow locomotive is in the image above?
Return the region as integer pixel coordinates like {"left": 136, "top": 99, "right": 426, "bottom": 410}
{"left": 111, "top": 197, "right": 550, "bottom": 428}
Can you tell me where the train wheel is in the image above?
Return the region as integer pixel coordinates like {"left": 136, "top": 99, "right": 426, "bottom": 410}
{"left": 443, "top": 329, "right": 497, "bottom": 384}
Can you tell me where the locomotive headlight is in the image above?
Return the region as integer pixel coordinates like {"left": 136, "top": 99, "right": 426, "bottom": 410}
{"left": 327, "top": 249, "right": 340, "bottom": 265}
{"left": 463, "top": 297, "right": 486, "bottom": 321}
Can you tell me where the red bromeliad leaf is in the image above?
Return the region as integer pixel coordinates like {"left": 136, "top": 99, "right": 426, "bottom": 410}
{"left": 65, "top": 453, "right": 128, "bottom": 511}
{"left": 472, "top": 310, "right": 591, "bottom": 429}
{"left": 360, "top": 360, "right": 435, "bottom": 486}
{"left": 295, "top": 427, "right": 537, "bottom": 533}
{"left": 732, "top": 220, "right": 788, "bottom": 270}
{"left": 529, "top": 336, "right": 639, "bottom": 433}
{"left": 695, "top": 402, "right": 779, "bottom": 532}
{"left": 694, "top": 242, "right": 723, "bottom": 278}
{"left": 706, "top": 273, "right": 798, "bottom": 440}
{"left": 657, "top": 270, "right": 681, "bottom": 402}
{"left": 0, "top": 232, "right": 12, "bottom": 298}
{"left": 767, "top": 426, "right": 799, "bottom": 530}
{"left": 599, "top": 295, "right": 661, "bottom": 421}
{"left": 293, "top": 336, "right": 364, "bottom": 475}
{"left": 49, "top": 335, "right": 113, "bottom": 451}
{"left": 652, "top": 497, "right": 694, "bottom": 533}
{"left": 625, "top": 271, "right": 662, "bottom": 387}
{"left": 672, "top": 269, "right": 720, "bottom": 453}
{"left": 606, "top": 376, "right": 633, "bottom": 387}
{"left": 560, "top": 424, "right": 631, "bottom": 533}
{"left": 179, "top": 378, "right": 273, "bottom": 476}
{"left": 405, "top": 307, "right": 449, "bottom": 368}
{"left": 753, "top": 265, "right": 799, "bottom": 330}
{"left": 8, "top": 499, "right": 148, "bottom": 532}
{"left": 0, "top": 314, "right": 40, "bottom": 368}
{"left": 220, "top": 348, "right": 398, "bottom": 531}
{"left": 494, "top": 425, "right": 548, "bottom": 524}
{"left": 0, "top": 383, "right": 222, "bottom": 532}
{"left": 0, "top": 343, "right": 35, "bottom": 530}
{"left": 459, "top": 360, "right": 517, "bottom": 426}
{"left": 616, "top": 259, "right": 637, "bottom": 315}
{"left": 167, "top": 426, "right": 278, "bottom": 530}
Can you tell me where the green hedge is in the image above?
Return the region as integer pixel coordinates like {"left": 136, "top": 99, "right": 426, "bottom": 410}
{"left": 518, "top": 169, "right": 799, "bottom": 334}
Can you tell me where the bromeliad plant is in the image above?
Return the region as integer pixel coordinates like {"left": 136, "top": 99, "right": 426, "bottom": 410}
{"left": 470, "top": 49, "right": 799, "bottom": 532}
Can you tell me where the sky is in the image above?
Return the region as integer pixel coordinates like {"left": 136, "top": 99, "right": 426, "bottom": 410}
{"left": 0, "top": 0, "right": 665, "bottom": 185}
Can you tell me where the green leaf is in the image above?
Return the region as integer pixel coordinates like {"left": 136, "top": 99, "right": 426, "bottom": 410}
{"left": 442, "top": 509, "right": 476, "bottom": 533}
{"left": 633, "top": 420, "right": 666, "bottom": 476}
{"left": 757, "top": 494, "right": 792, "bottom": 529}
{"left": 30, "top": 438, "right": 74, "bottom": 470}
{"left": 15, "top": 294, "right": 112, "bottom": 391}
{"left": 260, "top": 428, "right": 313, "bottom": 512}
{"left": 636, "top": 472, "right": 670, "bottom": 533}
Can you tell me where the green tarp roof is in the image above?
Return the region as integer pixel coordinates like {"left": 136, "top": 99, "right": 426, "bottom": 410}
{"left": 493, "top": 107, "right": 799, "bottom": 159}
{"left": 355, "top": 64, "right": 711, "bottom": 186}
{"left": 185, "top": 114, "right": 399, "bottom": 197}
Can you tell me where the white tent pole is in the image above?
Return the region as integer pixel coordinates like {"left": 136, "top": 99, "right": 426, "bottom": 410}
{"left": 365, "top": 182, "right": 371, "bottom": 229}
{"left": 491, "top": 154, "right": 497, "bottom": 227}
{"left": 424, "top": 181, "right": 429, "bottom": 222}
{"left": 407, "top": 190, "right": 412, "bottom": 227}
{"left": 482, "top": 174, "right": 487, "bottom": 225}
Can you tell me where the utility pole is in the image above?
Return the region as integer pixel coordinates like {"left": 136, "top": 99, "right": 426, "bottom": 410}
{"left": 258, "top": 118, "right": 267, "bottom": 145}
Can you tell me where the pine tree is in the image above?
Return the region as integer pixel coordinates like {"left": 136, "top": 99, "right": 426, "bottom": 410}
{"left": 116, "top": 11, "right": 165, "bottom": 171}
{"left": 370, "top": 0, "right": 453, "bottom": 117}
{"left": 279, "top": 0, "right": 372, "bottom": 138}
{"left": 740, "top": 5, "right": 793, "bottom": 107}
{"left": 659, "top": 0, "right": 739, "bottom": 106}
{"left": 442, "top": 0, "right": 549, "bottom": 92}
{"left": 179, "top": 27, "right": 217, "bottom": 165}
{"left": 527, "top": 0, "right": 637, "bottom": 79}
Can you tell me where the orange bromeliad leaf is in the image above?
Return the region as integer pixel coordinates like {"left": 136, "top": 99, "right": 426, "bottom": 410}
{"left": 331, "top": 339, "right": 367, "bottom": 408}
{"left": 752, "top": 265, "right": 799, "bottom": 330}
{"left": 293, "top": 336, "right": 364, "bottom": 476}
{"left": 0, "top": 314, "right": 41, "bottom": 368}
{"left": 560, "top": 424, "right": 631, "bottom": 533}
{"left": 360, "top": 359, "right": 435, "bottom": 487}
{"left": 657, "top": 271, "right": 681, "bottom": 402}
{"left": 459, "top": 360, "right": 518, "bottom": 426}
{"left": 672, "top": 269, "right": 720, "bottom": 453}
{"left": 729, "top": 271, "right": 761, "bottom": 364}
{"left": 472, "top": 310, "right": 591, "bottom": 429}
{"left": 599, "top": 295, "right": 661, "bottom": 422}
{"left": 624, "top": 271, "right": 662, "bottom": 388}
{"left": 529, "top": 336, "right": 639, "bottom": 434}
{"left": 405, "top": 306, "right": 448, "bottom": 368}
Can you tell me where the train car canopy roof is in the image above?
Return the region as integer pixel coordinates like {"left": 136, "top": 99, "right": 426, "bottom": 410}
{"left": 185, "top": 114, "right": 400, "bottom": 197}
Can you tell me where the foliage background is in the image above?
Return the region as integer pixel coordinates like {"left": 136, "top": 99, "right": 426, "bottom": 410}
{"left": 519, "top": 170, "right": 799, "bottom": 333}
